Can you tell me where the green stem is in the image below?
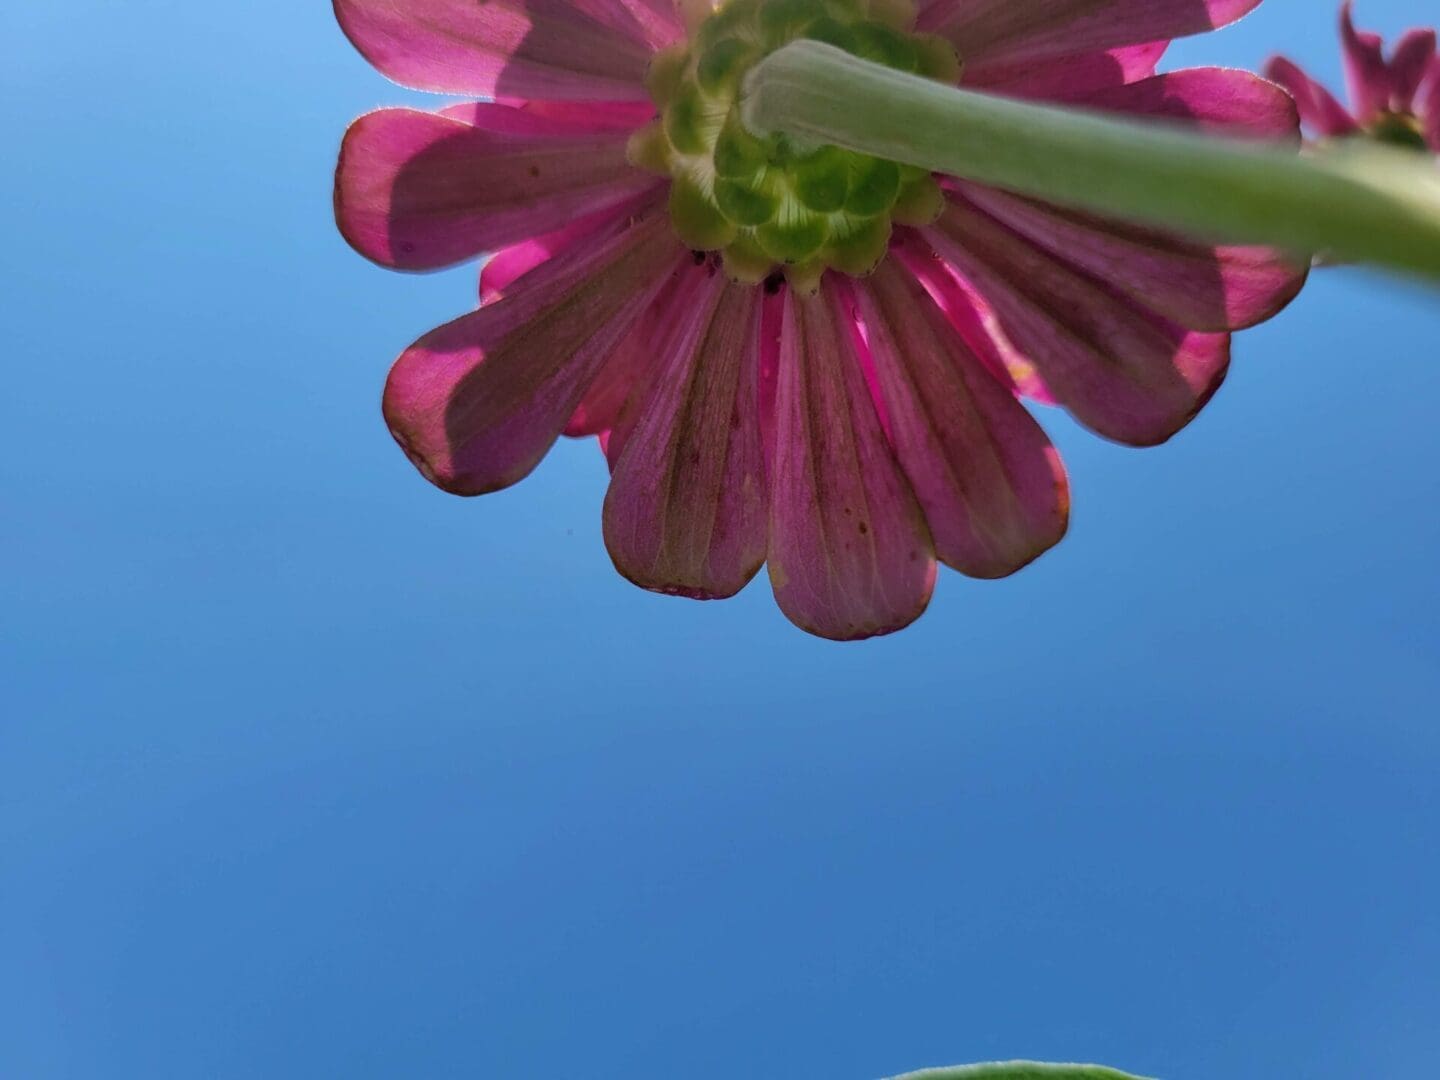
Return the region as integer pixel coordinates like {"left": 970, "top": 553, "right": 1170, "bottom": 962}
{"left": 742, "top": 40, "right": 1440, "bottom": 282}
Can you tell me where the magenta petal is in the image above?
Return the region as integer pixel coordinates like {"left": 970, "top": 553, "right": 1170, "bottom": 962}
{"left": 439, "top": 100, "right": 655, "bottom": 134}
{"left": 1074, "top": 68, "right": 1302, "bottom": 141}
{"left": 1340, "top": 1, "right": 1392, "bottom": 122}
{"left": 894, "top": 233, "right": 1056, "bottom": 404}
{"left": 480, "top": 198, "right": 651, "bottom": 303}
{"left": 1390, "top": 29, "right": 1438, "bottom": 111}
{"left": 966, "top": 42, "right": 1167, "bottom": 100}
{"left": 767, "top": 285, "right": 937, "bottom": 641}
{"left": 598, "top": 267, "right": 716, "bottom": 465}
{"left": 603, "top": 275, "right": 768, "bottom": 600}
{"left": 955, "top": 183, "right": 1307, "bottom": 332}
{"left": 334, "top": 0, "right": 655, "bottom": 101}
{"left": 565, "top": 312, "right": 655, "bottom": 437}
{"left": 1424, "top": 60, "right": 1440, "bottom": 150}
{"left": 382, "top": 205, "right": 683, "bottom": 495}
{"left": 926, "top": 199, "right": 1231, "bottom": 448}
{"left": 335, "top": 107, "right": 657, "bottom": 272}
{"left": 1263, "top": 56, "right": 1361, "bottom": 137}
{"left": 919, "top": 0, "right": 1261, "bottom": 69}
{"left": 849, "top": 266, "right": 1069, "bottom": 580}
{"left": 565, "top": 270, "right": 683, "bottom": 436}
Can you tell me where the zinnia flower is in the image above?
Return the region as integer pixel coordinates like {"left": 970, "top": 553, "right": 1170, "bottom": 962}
{"left": 334, "top": 0, "right": 1307, "bottom": 640}
{"left": 1265, "top": 1, "right": 1439, "bottom": 153}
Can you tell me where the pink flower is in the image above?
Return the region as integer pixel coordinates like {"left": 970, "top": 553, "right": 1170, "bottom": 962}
{"left": 1265, "top": 2, "right": 1440, "bottom": 152}
{"left": 334, "top": 0, "right": 1307, "bottom": 640}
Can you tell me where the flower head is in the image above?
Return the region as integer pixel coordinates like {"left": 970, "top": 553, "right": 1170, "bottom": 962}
{"left": 334, "top": 0, "right": 1306, "bottom": 639}
{"left": 1265, "top": 1, "right": 1439, "bottom": 153}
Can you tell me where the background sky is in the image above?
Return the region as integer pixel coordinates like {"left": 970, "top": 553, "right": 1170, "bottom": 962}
{"left": 3, "top": 2, "right": 1438, "bottom": 1078}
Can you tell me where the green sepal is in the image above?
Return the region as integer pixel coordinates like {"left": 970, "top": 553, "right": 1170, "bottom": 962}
{"left": 697, "top": 0, "right": 760, "bottom": 48}
{"left": 827, "top": 215, "right": 891, "bottom": 274}
{"left": 801, "top": 15, "right": 859, "bottom": 52}
{"left": 714, "top": 113, "right": 771, "bottom": 179}
{"left": 722, "top": 233, "right": 776, "bottom": 284}
{"left": 670, "top": 177, "right": 738, "bottom": 249}
{"left": 760, "top": 0, "right": 823, "bottom": 49}
{"left": 846, "top": 156, "right": 901, "bottom": 215}
{"left": 665, "top": 84, "right": 712, "bottom": 156}
{"left": 791, "top": 145, "right": 852, "bottom": 211}
{"left": 892, "top": 173, "right": 944, "bottom": 225}
{"left": 716, "top": 177, "right": 781, "bottom": 225}
{"left": 914, "top": 33, "right": 961, "bottom": 83}
{"left": 698, "top": 38, "right": 755, "bottom": 96}
{"left": 851, "top": 20, "right": 918, "bottom": 71}
{"left": 757, "top": 209, "right": 829, "bottom": 261}
{"left": 645, "top": 44, "right": 689, "bottom": 108}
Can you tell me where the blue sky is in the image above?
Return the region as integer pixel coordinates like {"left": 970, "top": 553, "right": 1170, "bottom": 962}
{"left": 2, "top": 2, "right": 1438, "bottom": 1077}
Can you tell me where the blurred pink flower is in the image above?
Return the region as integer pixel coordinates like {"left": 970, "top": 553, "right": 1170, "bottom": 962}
{"left": 334, "top": 0, "right": 1306, "bottom": 640}
{"left": 1265, "top": 1, "right": 1439, "bottom": 152}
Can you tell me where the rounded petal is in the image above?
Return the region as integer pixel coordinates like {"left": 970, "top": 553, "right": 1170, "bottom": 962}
{"left": 382, "top": 203, "right": 683, "bottom": 495}
{"left": 849, "top": 265, "right": 1069, "bottom": 579}
{"left": 598, "top": 266, "right": 715, "bottom": 463}
{"left": 1424, "top": 59, "right": 1440, "bottom": 150}
{"left": 1340, "top": 0, "right": 1391, "bottom": 122}
{"left": 565, "top": 269, "right": 686, "bottom": 435}
{"left": 335, "top": 106, "right": 658, "bottom": 272}
{"left": 895, "top": 233, "right": 1056, "bottom": 403}
{"left": 925, "top": 198, "right": 1231, "bottom": 448}
{"left": 766, "top": 285, "right": 937, "bottom": 641}
{"left": 1263, "top": 56, "right": 1361, "bottom": 137}
{"left": 954, "top": 183, "right": 1308, "bottom": 332}
{"left": 1072, "top": 67, "right": 1303, "bottom": 141}
{"left": 334, "top": 0, "right": 658, "bottom": 100}
{"left": 1388, "top": 29, "right": 1437, "bottom": 112}
{"left": 919, "top": 0, "right": 1262, "bottom": 71}
{"left": 480, "top": 197, "right": 655, "bottom": 303}
{"left": 967, "top": 42, "right": 1168, "bottom": 101}
{"left": 603, "top": 274, "right": 768, "bottom": 600}
{"left": 439, "top": 100, "right": 657, "bottom": 133}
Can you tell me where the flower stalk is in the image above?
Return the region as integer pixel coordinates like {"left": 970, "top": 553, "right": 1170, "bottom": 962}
{"left": 742, "top": 40, "right": 1440, "bottom": 282}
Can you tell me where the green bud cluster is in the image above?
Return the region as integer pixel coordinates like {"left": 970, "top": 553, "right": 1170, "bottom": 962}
{"left": 630, "top": 0, "right": 958, "bottom": 291}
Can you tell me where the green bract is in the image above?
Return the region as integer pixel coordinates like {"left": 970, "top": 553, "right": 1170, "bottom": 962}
{"left": 629, "top": 0, "right": 956, "bottom": 290}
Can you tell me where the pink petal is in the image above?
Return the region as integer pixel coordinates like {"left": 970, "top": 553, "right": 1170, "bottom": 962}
{"left": 966, "top": 42, "right": 1168, "bottom": 101}
{"left": 1389, "top": 29, "right": 1438, "bottom": 112}
{"left": 603, "top": 273, "right": 768, "bottom": 600}
{"left": 382, "top": 204, "right": 683, "bottom": 495}
{"left": 1262, "top": 56, "right": 1361, "bottom": 137}
{"left": 756, "top": 288, "right": 784, "bottom": 477}
{"left": 565, "top": 269, "right": 685, "bottom": 435}
{"left": 1340, "top": 1, "right": 1391, "bottom": 122}
{"left": 1425, "top": 60, "right": 1440, "bottom": 150}
{"left": 599, "top": 265, "right": 716, "bottom": 464}
{"left": 925, "top": 199, "right": 1231, "bottom": 448}
{"left": 443, "top": 100, "right": 657, "bottom": 133}
{"left": 1074, "top": 67, "right": 1303, "bottom": 141}
{"left": 480, "top": 197, "right": 654, "bottom": 303}
{"left": 766, "top": 285, "right": 937, "bottom": 641}
{"left": 848, "top": 265, "right": 1069, "bottom": 579}
{"left": 893, "top": 232, "right": 1056, "bottom": 403}
{"left": 565, "top": 311, "right": 656, "bottom": 437}
{"left": 335, "top": 106, "right": 658, "bottom": 271}
{"left": 334, "top": 0, "right": 656, "bottom": 101}
{"left": 954, "top": 183, "right": 1308, "bottom": 333}
{"left": 918, "top": 0, "right": 1261, "bottom": 70}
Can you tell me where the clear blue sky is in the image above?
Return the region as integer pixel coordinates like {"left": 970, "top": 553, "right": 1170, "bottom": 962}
{"left": 3, "top": 2, "right": 1438, "bottom": 1077}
